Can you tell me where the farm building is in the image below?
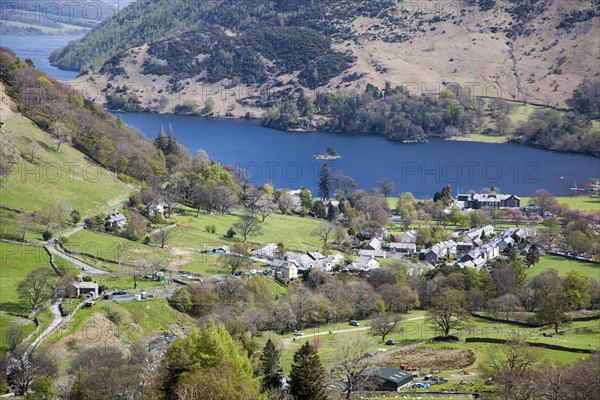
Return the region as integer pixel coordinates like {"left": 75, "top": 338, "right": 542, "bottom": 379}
{"left": 72, "top": 281, "right": 99, "bottom": 298}
{"left": 364, "top": 367, "right": 413, "bottom": 391}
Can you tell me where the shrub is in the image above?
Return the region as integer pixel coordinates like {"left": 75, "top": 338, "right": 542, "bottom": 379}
{"left": 205, "top": 224, "right": 216, "bottom": 234}
{"left": 42, "top": 230, "right": 53, "bottom": 241}
{"left": 70, "top": 209, "right": 81, "bottom": 224}
{"left": 225, "top": 227, "right": 236, "bottom": 238}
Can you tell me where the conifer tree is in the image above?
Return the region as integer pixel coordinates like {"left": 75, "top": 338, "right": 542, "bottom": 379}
{"left": 260, "top": 338, "right": 282, "bottom": 390}
{"left": 319, "top": 164, "right": 332, "bottom": 200}
{"left": 290, "top": 342, "right": 327, "bottom": 400}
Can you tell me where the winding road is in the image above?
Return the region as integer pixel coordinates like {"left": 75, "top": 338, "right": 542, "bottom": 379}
{"left": 47, "top": 235, "right": 107, "bottom": 276}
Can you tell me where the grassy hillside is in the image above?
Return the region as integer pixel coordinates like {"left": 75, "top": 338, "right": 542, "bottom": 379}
{"left": 0, "top": 243, "right": 55, "bottom": 312}
{"left": 0, "top": 314, "right": 36, "bottom": 353}
{"left": 62, "top": 210, "right": 324, "bottom": 276}
{"left": 0, "top": 115, "right": 131, "bottom": 216}
{"left": 45, "top": 297, "right": 193, "bottom": 346}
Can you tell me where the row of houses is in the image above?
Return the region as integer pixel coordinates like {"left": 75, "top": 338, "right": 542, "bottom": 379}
{"left": 420, "top": 226, "right": 536, "bottom": 269}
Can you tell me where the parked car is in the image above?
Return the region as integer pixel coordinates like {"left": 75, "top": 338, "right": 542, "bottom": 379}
{"left": 424, "top": 375, "right": 447, "bottom": 384}
{"left": 385, "top": 339, "right": 395, "bottom": 345}
{"left": 349, "top": 320, "right": 360, "bottom": 326}
{"left": 294, "top": 330, "right": 304, "bottom": 336}
{"left": 113, "top": 290, "right": 127, "bottom": 295}
{"left": 84, "top": 300, "right": 94, "bottom": 308}
{"left": 363, "top": 352, "right": 375, "bottom": 358}
{"left": 411, "top": 381, "right": 430, "bottom": 389}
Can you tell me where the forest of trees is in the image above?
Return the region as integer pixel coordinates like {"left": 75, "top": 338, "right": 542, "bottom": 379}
{"left": 0, "top": 47, "right": 166, "bottom": 184}
{"left": 262, "top": 81, "right": 599, "bottom": 155}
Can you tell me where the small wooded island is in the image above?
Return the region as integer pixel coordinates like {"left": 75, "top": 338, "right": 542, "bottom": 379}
{"left": 312, "top": 147, "right": 342, "bottom": 160}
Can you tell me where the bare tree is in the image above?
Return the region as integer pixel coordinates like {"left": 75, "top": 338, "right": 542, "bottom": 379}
{"left": 377, "top": 178, "right": 395, "bottom": 198}
{"left": 9, "top": 345, "right": 57, "bottom": 396}
{"left": 219, "top": 254, "right": 248, "bottom": 275}
{"left": 369, "top": 313, "right": 403, "bottom": 342}
{"left": 142, "top": 256, "right": 167, "bottom": 279}
{"left": 256, "top": 194, "right": 277, "bottom": 222}
{"left": 154, "top": 226, "right": 173, "bottom": 249}
{"left": 213, "top": 185, "right": 238, "bottom": 215}
{"left": 49, "top": 121, "right": 70, "bottom": 153}
{"left": 37, "top": 204, "right": 62, "bottom": 232}
{"left": 312, "top": 222, "right": 336, "bottom": 247}
{"left": 332, "top": 333, "right": 377, "bottom": 399}
{"left": 277, "top": 192, "right": 295, "bottom": 214}
{"left": 15, "top": 212, "right": 35, "bottom": 242}
{"left": 5, "top": 324, "right": 24, "bottom": 352}
{"left": 490, "top": 293, "right": 523, "bottom": 320}
{"left": 17, "top": 267, "right": 56, "bottom": 311}
{"left": 26, "top": 142, "right": 40, "bottom": 163}
{"left": 481, "top": 333, "right": 542, "bottom": 400}
{"left": 232, "top": 213, "right": 263, "bottom": 242}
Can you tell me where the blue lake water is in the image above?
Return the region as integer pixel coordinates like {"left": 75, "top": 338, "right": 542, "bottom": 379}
{"left": 3, "top": 34, "right": 599, "bottom": 197}
{"left": 0, "top": 35, "right": 83, "bottom": 80}
{"left": 114, "top": 112, "right": 600, "bottom": 198}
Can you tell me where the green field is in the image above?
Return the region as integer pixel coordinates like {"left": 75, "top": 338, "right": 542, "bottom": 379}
{"left": 526, "top": 255, "right": 600, "bottom": 279}
{"left": 0, "top": 243, "right": 56, "bottom": 312}
{"left": 520, "top": 195, "right": 600, "bottom": 213}
{"left": 0, "top": 208, "right": 47, "bottom": 242}
{"left": 65, "top": 229, "right": 168, "bottom": 262}
{"left": 171, "top": 211, "right": 324, "bottom": 251}
{"left": 509, "top": 103, "right": 545, "bottom": 125}
{"left": 275, "top": 313, "right": 596, "bottom": 377}
{"left": 1, "top": 116, "right": 130, "bottom": 217}
{"left": 0, "top": 314, "right": 36, "bottom": 353}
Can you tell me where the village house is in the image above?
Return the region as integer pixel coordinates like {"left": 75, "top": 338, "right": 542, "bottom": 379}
{"left": 359, "top": 249, "right": 387, "bottom": 258}
{"left": 251, "top": 243, "right": 279, "bottom": 258}
{"left": 458, "top": 193, "right": 520, "bottom": 209}
{"left": 351, "top": 255, "right": 380, "bottom": 271}
{"left": 384, "top": 242, "right": 417, "bottom": 254}
{"left": 105, "top": 213, "right": 127, "bottom": 229}
{"left": 462, "top": 225, "right": 495, "bottom": 243}
{"left": 363, "top": 238, "right": 383, "bottom": 251}
{"left": 397, "top": 230, "right": 417, "bottom": 243}
{"left": 148, "top": 202, "right": 168, "bottom": 216}
{"left": 421, "top": 240, "right": 457, "bottom": 265}
{"left": 277, "top": 261, "right": 299, "bottom": 283}
{"left": 287, "top": 252, "right": 344, "bottom": 273}
{"left": 72, "top": 281, "right": 99, "bottom": 298}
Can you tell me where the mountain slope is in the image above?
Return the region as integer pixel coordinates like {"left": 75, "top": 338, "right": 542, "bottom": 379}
{"left": 52, "top": 0, "right": 600, "bottom": 111}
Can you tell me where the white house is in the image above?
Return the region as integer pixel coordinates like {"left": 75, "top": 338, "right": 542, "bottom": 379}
{"left": 73, "top": 281, "right": 99, "bottom": 298}
{"left": 251, "top": 243, "right": 278, "bottom": 258}
{"left": 149, "top": 203, "right": 168, "bottom": 216}
{"left": 106, "top": 213, "right": 127, "bottom": 229}
{"left": 352, "top": 255, "right": 380, "bottom": 271}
